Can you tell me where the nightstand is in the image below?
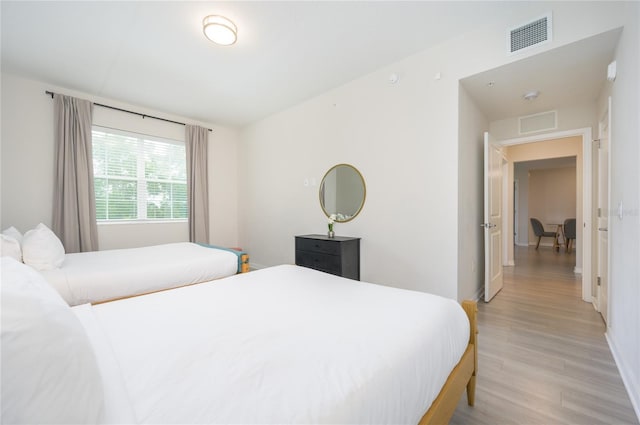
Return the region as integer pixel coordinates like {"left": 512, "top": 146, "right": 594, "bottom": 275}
{"left": 295, "top": 234, "right": 360, "bottom": 280}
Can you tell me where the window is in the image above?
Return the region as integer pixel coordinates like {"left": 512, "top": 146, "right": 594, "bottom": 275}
{"left": 92, "top": 126, "right": 187, "bottom": 222}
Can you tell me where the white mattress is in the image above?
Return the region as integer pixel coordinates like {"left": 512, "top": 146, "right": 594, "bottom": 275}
{"left": 73, "top": 265, "right": 470, "bottom": 424}
{"left": 41, "top": 242, "right": 237, "bottom": 306}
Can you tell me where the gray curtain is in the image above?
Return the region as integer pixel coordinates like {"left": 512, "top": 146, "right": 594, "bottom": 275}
{"left": 52, "top": 94, "right": 99, "bottom": 253}
{"left": 185, "top": 125, "right": 210, "bottom": 244}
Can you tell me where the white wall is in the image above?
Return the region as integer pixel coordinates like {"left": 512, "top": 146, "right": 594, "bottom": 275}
{"left": 239, "top": 50, "right": 461, "bottom": 299}
{"left": 238, "top": 3, "right": 629, "bottom": 301}
{"left": 0, "top": 73, "right": 240, "bottom": 249}
{"left": 597, "top": 2, "right": 640, "bottom": 418}
{"left": 458, "top": 85, "right": 488, "bottom": 301}
{"left": 490, "top": 103, "right": 598, "bottom": 141}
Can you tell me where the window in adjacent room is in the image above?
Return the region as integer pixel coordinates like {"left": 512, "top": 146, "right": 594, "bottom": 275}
{"left": 92, "top": 126, "right": 187, "bottom": 222}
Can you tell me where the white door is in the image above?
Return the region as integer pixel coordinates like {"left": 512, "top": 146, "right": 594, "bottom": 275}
{"left": 597, "top": 99, "right": 611, "bottom": 324}
{"left": 484, "top": 132, "right": 504, "bottom": 302}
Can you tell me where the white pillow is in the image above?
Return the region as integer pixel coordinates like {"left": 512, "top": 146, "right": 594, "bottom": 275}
{"left": 1, "top": 234, "right": 22, "bottom": 262}
{"left": 0, "top": 257, "right": 105, "bottom": 424}
{"left": 2, "top": 226, "right": 23, "bottom": 244}
{"left": 21, "top": 223, "right": 65, "bottom": 271}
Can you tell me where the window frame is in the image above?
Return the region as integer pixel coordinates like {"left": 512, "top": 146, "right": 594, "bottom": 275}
{"left": 92, "top": 125, "right": 188, "bottom": 224}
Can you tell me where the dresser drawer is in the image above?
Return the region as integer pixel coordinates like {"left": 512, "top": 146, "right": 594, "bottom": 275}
{"left": 295, "top": 237, "right": 341, "bottom": 256}
{"left": 295, "top": 250, "right": 341, "bottom": 274}
{"left": 294, "top": 235, "right": 361, "bottom": 280}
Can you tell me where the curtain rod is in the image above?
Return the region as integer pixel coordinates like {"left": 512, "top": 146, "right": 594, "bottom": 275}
{"left": 45, "top": 91, "right": 212, "bottom": 132}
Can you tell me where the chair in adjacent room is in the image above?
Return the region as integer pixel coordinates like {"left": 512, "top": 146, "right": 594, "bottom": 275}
{"left": 530, "top": 218, "right": 557, "bottom": 250}
{"left": 564, "top": 218, "right": 577, "bottom": 254}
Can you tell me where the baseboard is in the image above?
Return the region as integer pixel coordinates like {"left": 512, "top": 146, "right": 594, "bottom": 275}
{"left": 472, "top": 286, "right": 484, "bottom": 302}
{"left": 573, "top": 267, "right": 582, "bottom": 274}
{"left": 529, "top": 242, "right": 553, "bottom": 247}
{"left": 515, "top": 242, "right": 528, "bottom": 247}
{"left": 249, "top": 262, "right": 267, "bottom": 271}
{"left": 606, "top": 332, "right": 640, "bottom": 422}
{"left": 527, "top": 242, "right": 572, "bottom": 250}
{"left": 530, "top": 242, "right": 555, "bottom": 247}
{"left": 591, "top": 297, "right": 600, "bottom": 312}
{"left": 505, "top": 260, "right": 515, "bottom": 267}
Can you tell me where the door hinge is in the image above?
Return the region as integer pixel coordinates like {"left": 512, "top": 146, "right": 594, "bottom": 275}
{"left": 597, "top": 208, "right": 602, "bottom": 218}
{"left": 597, "top": 276, "right": 601, "bottom": 286}
{"left": 594, "top": 138, "right": 601, "bottom": 148}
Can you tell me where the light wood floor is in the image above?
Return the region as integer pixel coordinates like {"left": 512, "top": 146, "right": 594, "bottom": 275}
{"left": 450, "top": 245, "right": 638, "bottom": 425}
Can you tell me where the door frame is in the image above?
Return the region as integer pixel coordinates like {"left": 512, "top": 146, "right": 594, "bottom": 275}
{"left": 595, "top": 97, "right": 612, "bottom": 321}
{"left": 503, "top": 160, "right": 514, "bottom": 266}
{"left": 499, "top": 127, "right": 593, "bottom": 303}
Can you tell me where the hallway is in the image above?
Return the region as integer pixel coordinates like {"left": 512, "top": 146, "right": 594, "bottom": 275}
{"left": 451, "top": 246, "right": 638, "bottom": 424}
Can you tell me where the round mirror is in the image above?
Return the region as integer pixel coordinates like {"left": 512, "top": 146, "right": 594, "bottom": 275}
{"left": 319, "top": 164, "right": 366, "bottom": 223}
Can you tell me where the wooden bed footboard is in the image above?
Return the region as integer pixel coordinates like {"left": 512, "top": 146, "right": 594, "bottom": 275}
{"left": 228, "top": 247, "right": 250, "bottom": 273}
{"left": 239, "top": 252, "right": 250, "bottom": 273}
{"left": 418, "top": 300, "right": 478, "bottom": 425}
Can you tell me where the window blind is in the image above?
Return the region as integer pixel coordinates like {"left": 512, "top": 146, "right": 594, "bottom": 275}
{"left": 92, "top": 127, "right": 187, "bottom": 222}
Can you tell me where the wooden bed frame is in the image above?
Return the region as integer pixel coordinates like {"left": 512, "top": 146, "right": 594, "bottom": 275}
{"left": 96, "top": 285, "right": 477, "bottom": 424}
{"left": 419, "top": 300, "right": 478, "bottom": 425}
{"left": 229, "top": 247, "right": 251, "bottom": 273}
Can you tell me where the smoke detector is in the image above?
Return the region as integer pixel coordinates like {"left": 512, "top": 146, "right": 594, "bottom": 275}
{"left": 523, "top": 90, "right": 540, "bottom": 101}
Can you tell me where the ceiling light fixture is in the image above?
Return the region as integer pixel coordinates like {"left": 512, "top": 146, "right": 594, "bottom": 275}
{"left": 203, "top": 15, "right": 237, "bottom": 46}
{"left": 523, "top": 90, "right": 540, "bottom": 101}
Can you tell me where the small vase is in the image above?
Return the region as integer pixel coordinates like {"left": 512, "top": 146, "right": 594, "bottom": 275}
{"left": 328, "top": 231, "right": 335, "bottom": 238}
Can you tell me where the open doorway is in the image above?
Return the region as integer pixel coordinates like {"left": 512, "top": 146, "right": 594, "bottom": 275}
{"left": 513, "top": 158, "right": 578, "bottom": 277}
{"left": 514, "top": 156, "right": 577, "bottom": 259}
{"left": 498, "top": 130, "right": 592, "bottom": 302}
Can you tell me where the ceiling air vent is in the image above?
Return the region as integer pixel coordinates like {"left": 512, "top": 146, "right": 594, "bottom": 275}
{"left": 519, "top": 110, "right": 557, "bottom": 135}
{"left": 508, "top": 13, "right": 552, "bottom": 54}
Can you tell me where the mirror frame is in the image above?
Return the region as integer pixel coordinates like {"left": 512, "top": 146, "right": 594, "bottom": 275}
{"left": 319, "top": 163, "right": 366, "bottom": 223}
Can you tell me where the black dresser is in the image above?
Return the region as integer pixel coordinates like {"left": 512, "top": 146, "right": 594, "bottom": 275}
{"left": 295, "top": 234, "right": 361, "bottom": 280}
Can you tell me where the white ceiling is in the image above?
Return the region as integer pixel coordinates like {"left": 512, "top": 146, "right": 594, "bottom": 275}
{"left": 1, "top": 2, "right": 620, "bottom": 127}
{"left": 461, "top": 28, "right": 620, "bottom": 121}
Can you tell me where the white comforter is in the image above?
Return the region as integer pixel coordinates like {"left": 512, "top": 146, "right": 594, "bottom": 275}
{"left": 73, "top": 265, "right": 470, "bottom": 424}
{"left": 41, "top": 242, "right": 237, "bottom": 306}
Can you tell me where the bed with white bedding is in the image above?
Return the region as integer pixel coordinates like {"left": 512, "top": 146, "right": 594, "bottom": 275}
{"left": 40, "top": 242, "right": 240, "bottom": 306}
{"left": 1, "top": 258, "right": 477, "bottom": 425}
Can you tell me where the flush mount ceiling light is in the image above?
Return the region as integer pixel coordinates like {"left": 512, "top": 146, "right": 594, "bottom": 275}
{"left": 203, "top": 15, "right": 237, "bottom": 46}
{"left": 523, "top": 90, "right": 540, "bottom": 101}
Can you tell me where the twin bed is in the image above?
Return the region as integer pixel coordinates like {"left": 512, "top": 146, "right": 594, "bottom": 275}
{"left": 39, "top": 242, "right": 248, "bottom": 306}
{"left": 2, "top": 253, "right": 477, "bottom": 424}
